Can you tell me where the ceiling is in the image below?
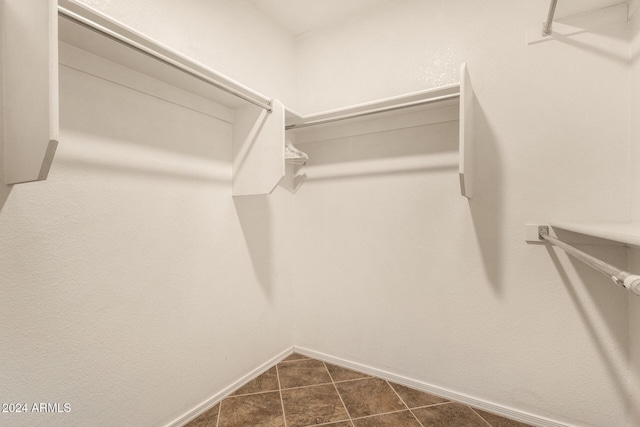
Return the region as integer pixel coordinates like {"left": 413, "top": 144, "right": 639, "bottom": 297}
{"left": 250, "top": 0, "right": 630, "bottom": 37}
{"left": 250, "top": 0, "right": 392, "bottom": 36}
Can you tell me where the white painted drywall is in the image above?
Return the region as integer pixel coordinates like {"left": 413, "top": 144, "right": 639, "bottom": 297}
{"left": 2, "top": 0, "right": 639, "bottom": 426}
{"left": 628, "top": 2, "right": 640, "bottom": 426}
{"left": 632, "top": 1, "right": 640, "bottom": 220}
{"left": 292, "top": 1, "right": 631, "bottom": 425}
{"left": 0, "top": 1, "right": 295, "bottom": 426}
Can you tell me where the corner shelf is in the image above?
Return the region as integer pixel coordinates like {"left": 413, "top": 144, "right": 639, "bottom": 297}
{"left": 283, "top": 63, "right": 475, "bottom": 199}
{"left": 4, "top": 0, "right": 475, "bottom": 198}
{"left": 284, "top": 84, "right": 460, "bottom": 129}
{"left": 551, "top": 222, "right": 640, "bottom": 248}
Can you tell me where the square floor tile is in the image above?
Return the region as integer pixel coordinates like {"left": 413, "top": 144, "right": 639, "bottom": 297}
{"left": 389, "top": 383, "right": 448, "bottom": 408}
{"left": 351, "top": 410, "right": 422, "bottom": 427}
{"left": 278, "top": 359, "right": 332, "bottom": 389}
{"left": 232, "top": 366, "right": 279, "bottom": 396}
{"left": 184, "top": 403, "right": 219, "bottom": 427}
{"left": 335, "top": 378, "right": 406, "bottom": 418}
{"left": 282, "top": 383, "right": 350, "bottom": 427}
{"left": 412, "top": 403, "right": 487, "bottom": 427}
{"left": 473, "top": 408, "right": 533, "bottom": 427}
{"left": 326, "top": 363, "right": 371, "bottom": 382}
{"left": 218, "top": 392, "right": 284, "bottom": 427}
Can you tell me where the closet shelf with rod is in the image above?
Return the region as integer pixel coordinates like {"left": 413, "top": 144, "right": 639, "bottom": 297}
{"left": 3, "top": 0, "right": 286, "bottom": 196}
{"left": 285, "top": 63, "right": 475, "bottom": 199}
{"left": 526, "top": 225, "right": 640, "bottom": 296}
{"left": 58, "top": 0, "right": 285, "bottom": 197}
{"left": 4, "top": 0, "right": 475, "bottom": 198}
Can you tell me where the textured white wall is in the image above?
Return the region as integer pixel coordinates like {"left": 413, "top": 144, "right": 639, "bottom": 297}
{"left": 292, "top": 1, "right": 631, "bottom": 426}
{"left": 632, "top": 1, "right": 640, "bottom": 219}
{"left": 0, "top": 1, "right": 295, "bottom": 426}
{"left": 628, "top": 2, "right": 640, "bottom": 426}
{"left": 2, "top": 1, "right": 638, "bottom": 426}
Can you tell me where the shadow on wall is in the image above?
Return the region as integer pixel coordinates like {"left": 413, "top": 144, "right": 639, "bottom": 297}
{"left": 545, "top": 242, "right": 633, "bottom": 419}
{"left": 233, "top": 195, "right": 275, "bottom": 298}
{"left": 54, "top": 65, "right": 232, "bottom": 185}
{"left": 549, "top": 12, "right": 632, "bottom": 67}
{"left": 0, "top": 166, "right": 13, "bottom": 214}
{"left": 280, "top": 164, "right": 307, "bottom": 193}
{"left": 299, "top": 120, "right": 460, "bottom": 183}
{"left": 469, "top": 99, "right": 504, "bottom": 294}
{"left": 59, "top": 65, "right": 231, "bottom": 162}
{"left": 0, "top": 111, "right": 13, "bottom": 212}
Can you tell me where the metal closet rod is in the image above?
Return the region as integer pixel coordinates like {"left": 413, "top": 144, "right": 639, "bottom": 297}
{"left": 58, "top": 7, "right": 273, "bottom": 113}
{"left": 285, "top": 93, "right": 459, "bottom": 130}
{"left": 542, "top": 0, "right": 559, "bottom": 36}
{"left": 538, "top": 227, "right": 640, "bottom": 296}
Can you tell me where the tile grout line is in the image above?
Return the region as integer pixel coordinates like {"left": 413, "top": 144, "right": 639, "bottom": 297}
{"left": 385, "top": 380, "right": 425, "bottom": 427}
{"left": 281, "top": 381, "right": 335, "bottom": 392}
{"left": 275, "top": 363, "right": 289, "bottom": 427}
{"left": 333, "top": 376, "right": 371, "bottom": 385}
{"left": 279, "top": 357, "right": 310, "bottom": 364}
{"left": 215, "top": 400, "right": 221, "bottom": 427}
{"left": 412, "top": 401, "right": 451, "bottom": 410}
{"left": 323, "top": 361, "right": 355, "bottom": 427}
{"left": 349, "top": 407, "right": 427, "bottom": 422}
{"left": 469, "top": 406, "right": 495, "bottom": 427}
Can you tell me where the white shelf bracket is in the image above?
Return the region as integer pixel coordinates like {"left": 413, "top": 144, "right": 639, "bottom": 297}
{"left": 2, "top": 0, "right": 59, "bottom": 184}
{"left": 459, "top": 63, "right": 474, "bottom": 199}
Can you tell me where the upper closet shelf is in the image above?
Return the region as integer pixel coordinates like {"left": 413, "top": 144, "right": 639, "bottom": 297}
{"left": 551, "top": 222, "right": 640, "bottom": 247}
{"left": 58, "top": 0, "right": 273, "bottom": 113}
{"left": 285, "top": 84, "right": 460, "bottom": 130}
{"left": 3, "top": 0, "right": 284, "bottom": 195}
{"left": 58, "top": 0, "right": 285, "bottom": 197}
{"left": 4, "top": 0, "right": 474, "bottom": 198}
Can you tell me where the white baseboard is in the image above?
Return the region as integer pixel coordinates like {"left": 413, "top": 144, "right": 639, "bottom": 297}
{"left": 165, "top": 346, "right": 294, "bottom": 427}
{"left": 294, "top": 346, "right": 571, "bottom": 427}
{"left": 165, "top": 345, "right": 572, "bottom": 427}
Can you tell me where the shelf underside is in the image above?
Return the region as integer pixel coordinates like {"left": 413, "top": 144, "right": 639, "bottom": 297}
{"left": 551, "top": 222, "right": 640, "bottom": 247}
{"left": 58, "top": 1, "right": 269, "bottom": 111}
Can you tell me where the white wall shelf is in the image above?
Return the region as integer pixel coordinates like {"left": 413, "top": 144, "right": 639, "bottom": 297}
{"left": 57, "top": 0, "right": 273, "bottom": 113}
{"left": 58, "top": 0, "right": 285, "bottom": 197}
{"left": 285, "top": 63, "right": 475, "bottom": 198}
{"left": 2, "top": 0, "right": 59, "bottom": 185}
{"left": 284, "top": 84, "right": 460, "bottom": 130}
{"left": 550, "top": 222, "right": 640, "bottom": 248}
{"left": 2, "top": 0, "right": 285, "bottom": 194}
{"left": 4, "top": 0, "right": 474, "bottom": 198}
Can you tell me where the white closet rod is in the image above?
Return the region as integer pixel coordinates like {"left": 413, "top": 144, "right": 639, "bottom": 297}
{"left": 538, "top": 226, "right": 640, "bottom": 296}
{"left": 542, "top": 0, "right": 559, "bottom": 36}
{"left": 58, "top": 6, "right": 274, "bottom": 112}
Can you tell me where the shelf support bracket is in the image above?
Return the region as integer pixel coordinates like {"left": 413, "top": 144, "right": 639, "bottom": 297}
{"left": 2, "top": 0, "right": 59, "bottom": 184}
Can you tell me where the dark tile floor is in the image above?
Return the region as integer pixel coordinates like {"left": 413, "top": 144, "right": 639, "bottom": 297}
{"left": 185, "top": 353, "right": 532, "bottom": 427}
